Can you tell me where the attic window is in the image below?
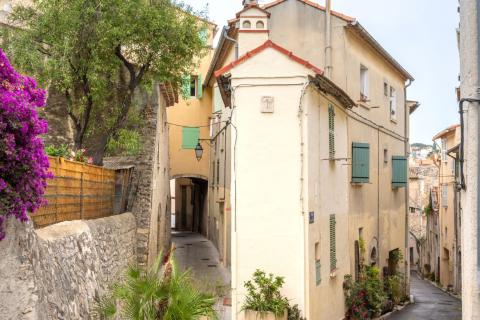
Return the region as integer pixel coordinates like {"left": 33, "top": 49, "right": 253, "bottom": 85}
{"left": 256, "top": 20, "right": 265, "bottom": 29}
{"left": 242, "top": 20, "right": 251, "bottom": 29}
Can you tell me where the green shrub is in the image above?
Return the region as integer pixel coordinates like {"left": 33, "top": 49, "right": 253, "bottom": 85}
{"left": 287, "top": 304, "right": 306, "bottom": 320}
{"left": 45, "top": 144, "right": 70, "bottom": 158}
{"left": 385, "top": 274, "right": 405, "bottom": 304}
{"left": 96, "top": 249, "right": 217, "bottom": 320}
{"left": 242, "top": 269, "right": 289, "bottom": 317}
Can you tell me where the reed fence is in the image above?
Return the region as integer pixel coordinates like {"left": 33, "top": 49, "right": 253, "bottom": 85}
{"left": 32, "top": 156, "right": 116, "bottom": 228}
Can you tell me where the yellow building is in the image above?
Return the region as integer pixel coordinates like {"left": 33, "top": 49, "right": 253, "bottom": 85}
{"left": 202, "top": 1, "right": 416, "bottom": 318}
{"left": 433, "top": 124, "right": 462, "bottom": 293}
{"left": 167, "top": 20, "right": 217, "bottom": 235}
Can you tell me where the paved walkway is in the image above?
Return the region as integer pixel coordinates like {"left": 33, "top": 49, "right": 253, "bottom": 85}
{"left": 172, "top": 231, "right": 231, "bottom": 320}
{"left": 389, "top": 272, "right": 461, "bottom": 320}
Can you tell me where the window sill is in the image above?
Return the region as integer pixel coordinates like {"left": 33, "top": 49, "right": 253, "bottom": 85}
{"left": 357, "top": 100, "right": 370, "bottom": 110}
{"left": 351, "top": 181, "right": 369, "bottom": 186}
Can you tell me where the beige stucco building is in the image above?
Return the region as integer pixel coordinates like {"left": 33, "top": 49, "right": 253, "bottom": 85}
{"left": 198, "top": 0, "right": 417, "bottom": 318}
{"left": 432, "top": 124, "right": 462, "bottom": 293}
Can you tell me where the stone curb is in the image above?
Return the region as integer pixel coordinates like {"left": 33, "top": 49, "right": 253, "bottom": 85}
{"left": 373, "top": 302, "right": 411, "bottom": 320}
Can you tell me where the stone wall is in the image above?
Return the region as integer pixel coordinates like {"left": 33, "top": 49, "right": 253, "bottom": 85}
{"left": 0, "top": 212, "right": 136, "bottom": 320}
{"left": 124, "top": 84, "right": 171, "bottom": 269}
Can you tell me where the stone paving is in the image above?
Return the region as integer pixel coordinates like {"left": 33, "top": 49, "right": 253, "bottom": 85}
{"left": 389, "top": 272, "right": 461, "bottom": 320}
{"left": 172, "top": 231, "right": 231, "bottom": 320}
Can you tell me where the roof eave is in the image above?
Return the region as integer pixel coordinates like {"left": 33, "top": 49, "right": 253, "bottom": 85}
{"left": 205, "top": 26, "right": 233, "bottom": 87}
{"left": 346, "top": 21, "right": 414, "bottom": 82}
{"left": 309, "top": 74, "right": 356, "bottom": 109}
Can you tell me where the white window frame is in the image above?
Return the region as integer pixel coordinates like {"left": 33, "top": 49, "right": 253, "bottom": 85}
{"left": 390, "top": 87, "right": 397, "bottom": 120}
{"left": 360, "top": 65, "right": 369, "bottom": 101}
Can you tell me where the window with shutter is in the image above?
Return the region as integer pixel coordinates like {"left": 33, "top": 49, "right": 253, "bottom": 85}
{"left": 352, "top": 143, "right": 370, "bottom": 183}
{"left": 181, "top": 127, "right": 199, "bottom": 149}
{"left": 329, "top": 214, "right": 337, "bottom": 271}
{"left": 392, "top": 156, "right": 407, "bottom": 188}
{"left": 328, "top": 104, "right": 335, "bottom": 160}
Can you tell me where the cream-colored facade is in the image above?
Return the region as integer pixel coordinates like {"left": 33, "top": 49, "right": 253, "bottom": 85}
{"left": 204, "top": 1, "right": 416, "bottom": 318}
{"left": 433, "top": 124, "right": 461, "bottom": 293}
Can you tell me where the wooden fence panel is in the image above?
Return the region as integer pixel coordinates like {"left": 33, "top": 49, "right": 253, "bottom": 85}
{"left": 32, "top": 157, "right": 117, "bottom": 228}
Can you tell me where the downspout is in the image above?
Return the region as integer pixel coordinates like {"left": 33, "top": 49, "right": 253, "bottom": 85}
{"left": 325, "top": 0, "right": 333, "bottom": 79}
{"left": 377, "top": 127, "right": 380, "bottom": 266}
{"left": 404, "top": 78, "right": 413, "bottom": 295}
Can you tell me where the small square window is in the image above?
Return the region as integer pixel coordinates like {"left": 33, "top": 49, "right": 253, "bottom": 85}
{"left": 384, "top": 82, "right": 389, "bottom": 96}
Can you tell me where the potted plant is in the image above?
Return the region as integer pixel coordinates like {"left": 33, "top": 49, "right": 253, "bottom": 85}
{"left": 242, "top": 269, "right": 289, "bottom": 320}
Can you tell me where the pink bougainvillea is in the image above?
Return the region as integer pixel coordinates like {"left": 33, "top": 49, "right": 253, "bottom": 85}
{"left": 0, "top": 48, "right": 51, "bottom": 240}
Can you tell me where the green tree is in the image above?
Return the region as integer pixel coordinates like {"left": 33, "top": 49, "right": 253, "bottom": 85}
{"left": 4, "top": 0, "right": 207, "bottom": 163}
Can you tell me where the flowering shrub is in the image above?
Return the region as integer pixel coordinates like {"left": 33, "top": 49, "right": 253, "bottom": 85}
{"left": 0, "top": 49, "right": 51, "bottom": 240}
{"left": 343, "top": 267, "right": 387, "bottom": 319}
{"left": 45, "top": 144, "right": 93, "bottom": 164}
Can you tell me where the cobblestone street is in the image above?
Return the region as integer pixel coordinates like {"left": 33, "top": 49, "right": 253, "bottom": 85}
{"left": 389, "top": 272, "right": 461, "bottom": 320}
{"left": 172, "top": 231, "right": 231, "bottom": 320}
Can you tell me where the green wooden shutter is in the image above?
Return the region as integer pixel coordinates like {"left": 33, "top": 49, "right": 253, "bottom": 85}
{"left": 199, "top": 29, "right": 208, "bottom": 45}
{"left": 181, "top": 75, "right": 191, "bottom": 99}
{"left": 329, "top": 214, "right": 337, "bottom": 271}
{"left": 392, "top": 156, "right": 407, "bottom": 188}
{"left": 352, "top": 143, "right": 370, "bottom": 183}
{"left": 182, "top": 127, "right": 199, "bottom": 149}
{"left": 197, "top": 74, "right": 203, "bottom": 98}
{"left": 315, "top": 260, "right": 321, "bottom": 285}
{"left": 328, "top": 104, "right": 335, "bottom": 160}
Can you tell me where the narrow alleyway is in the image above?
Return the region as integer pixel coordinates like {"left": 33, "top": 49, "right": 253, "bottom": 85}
{"left": 389, "top": 272, "right": 461, "bottom": 320}
{"left": 172, "top": 231, "right": 231, "bottom": 320}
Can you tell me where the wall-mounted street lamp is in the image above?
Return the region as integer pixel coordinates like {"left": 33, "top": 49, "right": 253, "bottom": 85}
{"left": 195, "top": 142, "right": 204, "bottom": 161}
{"left": 193, "top": 121, "right": 230, "bottom": 161}
{"left": 195, "top": 138, "right": 211, "bottom": 161}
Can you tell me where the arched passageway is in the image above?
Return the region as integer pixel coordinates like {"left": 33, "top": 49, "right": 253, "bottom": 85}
{"left": 170, "top": 177, "right": 208, "bottom": 235}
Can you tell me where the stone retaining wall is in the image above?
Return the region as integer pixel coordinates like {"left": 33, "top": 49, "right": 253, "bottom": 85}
{"left": 0, "top": 212, "right": 136, "bottom": 320}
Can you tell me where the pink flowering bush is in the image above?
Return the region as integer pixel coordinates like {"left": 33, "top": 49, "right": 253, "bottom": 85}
{"left": 0, "top": 49, "right": 51, "bottom": 240}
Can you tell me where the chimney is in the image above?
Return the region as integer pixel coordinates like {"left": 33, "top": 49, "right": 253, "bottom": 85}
{"left": 242, "top": 0, "right": 258, "bottom": 7}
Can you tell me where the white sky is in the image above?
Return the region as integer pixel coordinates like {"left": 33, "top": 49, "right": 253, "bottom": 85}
{"left": 185, "top": 0, "right": 460, "bottom": 144}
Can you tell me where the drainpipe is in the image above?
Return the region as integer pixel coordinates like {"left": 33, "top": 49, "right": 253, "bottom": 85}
{"left": 325, "top": 0, "right": 332, "bottom": 79}
{"left": 404, "top": 78, "right": 412, "bottom": 296}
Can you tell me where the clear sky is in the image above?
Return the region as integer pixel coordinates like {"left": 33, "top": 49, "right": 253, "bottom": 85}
{"left": 185, "top": 0, "right": 460, "bottom": 144}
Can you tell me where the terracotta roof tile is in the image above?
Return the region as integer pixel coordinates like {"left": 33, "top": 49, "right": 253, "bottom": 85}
{"left": 214, "top": 40, "right": 323, "bottom": 78}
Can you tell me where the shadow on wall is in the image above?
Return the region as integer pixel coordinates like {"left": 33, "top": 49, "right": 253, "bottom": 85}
{"left": 0, "top": 212, "right": 136, "bottom": 320}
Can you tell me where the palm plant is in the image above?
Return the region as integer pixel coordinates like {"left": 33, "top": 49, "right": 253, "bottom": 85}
{"left": 97, "top": 248, "right": 218, "bottom": 320}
